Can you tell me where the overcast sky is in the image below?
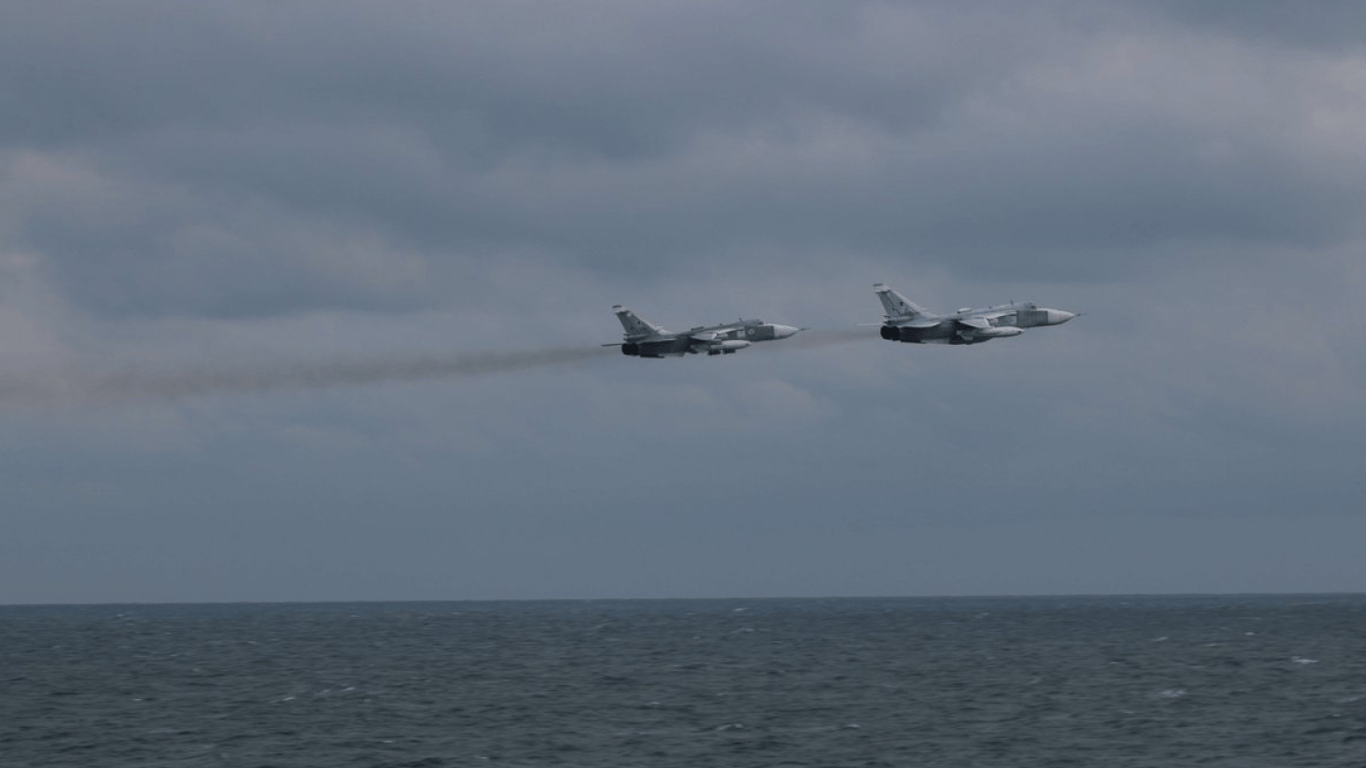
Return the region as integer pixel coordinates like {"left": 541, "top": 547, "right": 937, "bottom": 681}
{"left": 3, "top": 0, "right": 1364, "bottom": 604}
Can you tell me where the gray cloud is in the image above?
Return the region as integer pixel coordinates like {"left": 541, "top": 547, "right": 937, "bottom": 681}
{"left": 12, "top": 0, "right": 1364, "bottom": 320}
{"left": 1132, "top": 0, "right": 1366, "bottom": 51}
{"left": 2, "top": 0, "right": 1365, "bottom": 602}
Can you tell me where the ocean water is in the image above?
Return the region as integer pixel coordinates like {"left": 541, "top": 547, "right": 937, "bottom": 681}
{"left": 3, "top": 595, "right": 1364, "bottom": 767}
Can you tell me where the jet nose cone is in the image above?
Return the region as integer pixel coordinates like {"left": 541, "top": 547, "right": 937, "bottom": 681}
{"left": 1046, "top": 310, "right": 1077, "bottom": 325}
{"left": 770, "top": 324, "right": 802, "bottom": 339}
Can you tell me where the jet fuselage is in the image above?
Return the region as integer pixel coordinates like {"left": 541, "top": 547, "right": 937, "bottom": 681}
{"left": 874, "top": 284, "right": 1076, "bottom": 345}
{"left": 612, "top": 307, "right": 802, "bottom": 357}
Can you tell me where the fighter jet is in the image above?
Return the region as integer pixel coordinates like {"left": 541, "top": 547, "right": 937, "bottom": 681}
{"left": 873, "top": 283, "right": 1076, "bottom": 345}
{"left": 607, "top": 305, "right": 802, "bottom": 357}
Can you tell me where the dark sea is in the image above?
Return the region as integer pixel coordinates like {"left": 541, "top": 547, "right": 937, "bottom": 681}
{"left": 3, "top": 595, "right": 1365, "bottom": 767}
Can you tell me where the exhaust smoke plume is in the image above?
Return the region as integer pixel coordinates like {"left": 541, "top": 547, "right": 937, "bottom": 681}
{"left": 0, "top": 329, "right": 876, "bottom": 409}
{"left": 783, "top": 327, "right": 877, "bottom": 349}
{"left": 0, "top": 346, "right": 618, "bottom": 408}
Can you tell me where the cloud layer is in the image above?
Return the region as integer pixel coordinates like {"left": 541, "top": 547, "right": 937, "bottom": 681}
{"left": 3, "top": 1, "right": 1364, "bottom": 602}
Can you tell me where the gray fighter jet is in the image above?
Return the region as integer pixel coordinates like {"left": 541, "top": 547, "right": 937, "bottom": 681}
{"left": 608, "top": 305, "right": 802, "bottom": 357}
{"left": 874, "top": 283, "right": 1076, "bottom": 345}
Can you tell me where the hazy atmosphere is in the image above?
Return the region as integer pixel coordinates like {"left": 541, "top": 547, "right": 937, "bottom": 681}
{"left": 3, "top": 0, "right": 1364, "bottom": 603}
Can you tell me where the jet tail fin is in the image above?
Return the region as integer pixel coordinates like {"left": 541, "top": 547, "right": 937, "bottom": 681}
{"left": 873, "top": 283, "right": 934, "bottom": 321}
{"left": 613, "top": 305, "right": 668, "bottom": 340}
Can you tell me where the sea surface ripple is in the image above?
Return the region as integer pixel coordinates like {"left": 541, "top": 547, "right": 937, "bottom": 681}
{"left": 3, "top": 595, "right": 1365, "bottom": 767}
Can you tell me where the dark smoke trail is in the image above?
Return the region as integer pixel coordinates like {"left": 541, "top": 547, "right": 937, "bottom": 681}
{"left": 0, "top": 329, "right": 877, "bottom": 409}
{"left": 782, "top": 327, "right": 879, "bottom": 348}
{"left": 0, "top": 346, "right": 618, "bottom": 408}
